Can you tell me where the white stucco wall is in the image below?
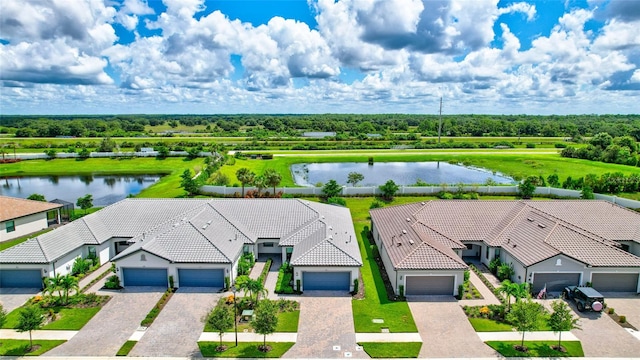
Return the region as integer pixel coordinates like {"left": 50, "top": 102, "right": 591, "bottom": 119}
{"left": 293, "top": 266, "right": 360, "bottom": 292}
{"left": 257, "top": 240, "right": 280, "bottom": 254}
{"left": 0, "top": 213, "right": 49, "bottom": 242}
{"left": 53, "top": 248, "right": 85, "bottom": 276}
{"left": 371, "top": 221, "right": 399, "bottom": 292}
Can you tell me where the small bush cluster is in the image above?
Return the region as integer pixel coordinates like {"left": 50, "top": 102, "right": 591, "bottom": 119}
{"left": 257, "top": 259, "right": 272, "bottom": 287}
{"left": 463, "top": 304, "right": 506, "bottom": 320}
{"left": 275, "top": 263, "right": 295, "bottom": 294}
{"left": 469, "top": 264, "right": 506, "bottom": 304}
{"left": 237, "top": 253, "right": 255, "bottom": 276}
{"left": 141, "top": 288, "right": 173, "bottom": 327}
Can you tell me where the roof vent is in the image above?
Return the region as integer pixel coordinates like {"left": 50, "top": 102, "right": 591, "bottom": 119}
{"left": 182, "top": 217, "right": 187, "bottom": 222}
{"left": 527, "top": 218, "right": 534, "bottom": 222}
{"left": 538, "top": 223, "right": 546, "bottom": 228}
{"left": 173, "top": 223, "right": 179, "bottom": 227}
{"left": 207, "top": 220, "right": 212, "bottom": 225}
{"left": 202, "top": 225, "right": 208, "bottom": 230}
{"left": 402, "top": 230, "right": 407, "bottom": 234}
{"left": 397, "top": 241, "right": 402, "bottom": 246}
{"left": 406, "top": 218, "right": 411, "bottom": 222}
{"left": 329, "top": 226, "right": 333, "bottom": 230}
{"left": 409, "top": 239, "right": 415, "bottom": 245}
{"left": 421, "top": 202, "right": 425, "bottom": 205}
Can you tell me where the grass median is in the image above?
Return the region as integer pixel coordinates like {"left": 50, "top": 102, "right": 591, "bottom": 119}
{"left": 486, "top": 340, "right": 584, "bottom": 357}
{"left": 358, "top": 342, "right": 422, "bottom": 358}
{"left": 198, "top": 342, "right": 294, "bottom": 358}
{"left": 0, "top": 340, "right": 66, "bottom": 356}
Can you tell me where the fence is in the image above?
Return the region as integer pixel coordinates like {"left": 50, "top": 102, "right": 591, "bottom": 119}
{"left": 9, "top": 151, "right": 212, "bottom": 159}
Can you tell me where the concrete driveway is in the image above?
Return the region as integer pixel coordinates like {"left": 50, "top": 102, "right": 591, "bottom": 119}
{"left": 44, "top": 287, "right": 165, "bottom": 357}
{"left": 283, "top": 291, "right": 368, "bottom": 359}
{"left": 601, "top": 293, "right": 640, "bottom": 330}
{"left": 129, "top": 288, "right": 221, "bottom": 357}
{"left": 567, "top": 299, "right": 640, "bottom": 357}
{"left": 0, "top": 288, "right": 40, "bottom": 313}
{"left": 408, "top": 298, "right": 497, "bottom": 358}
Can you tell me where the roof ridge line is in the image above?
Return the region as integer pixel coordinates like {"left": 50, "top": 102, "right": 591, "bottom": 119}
{"left": 528, "top": 205, "right": 613, "bottom": 244}
{"left": 282, "top": 216, "right": 319, "bottom": 243}
{"left": 205, "top": 203, "right": 255, "bottom": 243}
{"left": 412, "top": 221, "right": 463, "bottom": 247}
{"left": 397, "top": 240, "right": 466, "bottom": 268}
{"left": 80, "top": 218, "right": 102, "bottom": 246}
{"left": 139, "top": 202, "right": 209, "bottom": 238}
{"left": 188, "top": 221, "right": 232, "bottom": 263}
{"left": 485, "top": 202, "right": 529, "bottom": 244}
{"left": 326, "top": 236, "right": 362, "bottom": 265}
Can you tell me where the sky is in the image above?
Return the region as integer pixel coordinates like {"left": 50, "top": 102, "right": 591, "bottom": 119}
{"left": 1, "top": 0, "right": 640, "bottom": 115}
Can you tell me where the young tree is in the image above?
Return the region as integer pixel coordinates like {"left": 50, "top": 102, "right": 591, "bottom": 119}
{"left": 252, "top": 300, "right": 278, "bottom": 352}
{"left": 60, "top": 274, "right": 79, "bottom": 305}
{"left": 498, "top": 280, "right": 530, "bottom": 312}
{"left": 581, "top": 186, "right": 595, "bottom": 199}
{"left": 0, "top": 303, "right": 7, "bottom": 328}
{"left": 16, "top": 305, "right": 44, "bottom": 351}
{"left": 547, "top": 173, "right": 560, "bottom": 188}
{"left": 518, "top": 176, "right": 538, "bottom": 199}
{"left": 253, "top": 175, "right": 267, "bottom": 197}
{"left": 322, "top": 179, "right": 342, "bottom": 199}
{"left": 236, "top": 168, "right": 255, "bottom": 197}
{"left": 263, "top": 169, "right": 282, "bottom": 196}
{"left": 548, "top": 300, "right": 581, "bottom": 351}
{"left": 180, "top": 169, "right": 199, "bottom": 196}
{"left": 45, "top": 273, "right": 65, "bottom": 302}
{"left": 27, "top": 194, "right": 46, "bottom": 202}
{"left": 379, "top": 180, "right": 399, "bottom": 200}
{"left": 206, "top": 305, "right": 234, "bottom": 349}
{"left": 506, "top": 299, "right": 545, "bottom": 350}
{"left": 76, "top": 194, "right": 93, "bottom": 214}
{"left": 347, "top": 172, "right": 364, "bottom": 186}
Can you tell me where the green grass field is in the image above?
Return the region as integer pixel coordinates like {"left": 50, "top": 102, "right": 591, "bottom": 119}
{"left": 3, "top": 306, "right": 101, "bottom": 330}
{"left": 116, "top": 340, "right": 137, "bottom": 356}
{"left": 468, "top": 318, "right": 514, "bottom": 332}
{"left": 485, "top": 340, "right": 584, "bottom": 357}
{"left": 0, "top": 339, "right": 66, "bottom": 356}
{"left": 358, "top": 342, "right": 422, "bottom": 358}
{"left": 198, "top": 342, "right": 294, "bottom": 358}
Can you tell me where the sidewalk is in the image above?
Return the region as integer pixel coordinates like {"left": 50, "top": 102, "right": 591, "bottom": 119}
{"left": 198, "top": 331, "right": 297, "bottom": 342}
{"left": 458, "top": 271, "right": 502, "bottom": 306}
{"left": 0, "top": 329, "right": 77, "bottom": 340}
{"left": 78, "top": 262, "right": 112, "bottom": 291}
{"left": 477, "top": 331, "right": 578, "bottom": 341}
{"left": 355, "top": 333, "right": 422, "bottom": 342}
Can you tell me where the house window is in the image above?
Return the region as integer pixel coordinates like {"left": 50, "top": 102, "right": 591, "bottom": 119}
{"left": 495, "top": 248, "right": 500, "bottom": 257}
{"left": 555, "top": 258, "right": 562, "bottom": 266}
{"left": 243, "top": 245, "right": 251, "bottom": 254}
{"left": 6, "top": 220, "right": 15, "bottom": 233}
{"left": 485, "top": 246, "right": 489, "bottom": 259}
{"left": 466, "top": 244, "right": 473, "bottom": 250}
{"left": 140, "top": 254, "right": 147, "bottom": 261}
{"left": 263, "top": 242, "right": 274, "bottom": 247}
{"left": 286, "top": 247, "right": 293, "bottom": 254}
{"left": 88, "top": 246, "right": 96, "bottom": 258}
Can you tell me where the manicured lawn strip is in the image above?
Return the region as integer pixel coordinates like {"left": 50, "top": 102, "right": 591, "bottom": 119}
{"left": 198, "top": 341, "right": 294, "bottom": 358}
{"left": 141, "top": 288, "right": 173, "bottom": 327}
{"left": 347, "top": 197, "right": 419, "bottom": 333}
{"left": 116, "top": 340, "right": 137, "bottom": 356}
{"left": 469, "top": 318, "right": 514, "bottom": 332}
{"left": 485, "top": 341, "right": 584, "bottom": 357}
{"left": 0, "top": 339, "right": 66, "bottom": 356}
{"left": 275, "top": 310, "right": 300, "bottom": 332}
{"left": 3, "top": 306, "right": 101, "bottom": 330}
{"left": 358, "top": 342, "right": 422, "bottom": 358}
{"left": 0, "top": 228, "right": 53, "bottom": 251}
{"left": 41, "top": 307, "right": 101, "bottom": 330}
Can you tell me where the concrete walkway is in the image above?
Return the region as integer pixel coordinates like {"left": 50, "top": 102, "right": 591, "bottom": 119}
{"left": 0, "top": 329, "right": 77, "bottom": 340}
{"left": 458, "top": 271, "right": 501, "bottom": 306}
{"left": 78, "top": 262, "right": 112, "bottom": 291}
{"left": 198, "top": 332, "right": 297, "bottom": 342}
{"left": 477, "top": 331, "right": 579, "bottom": 341}
{"left": 355, "top": 333, "right": 422, "bottom": 342}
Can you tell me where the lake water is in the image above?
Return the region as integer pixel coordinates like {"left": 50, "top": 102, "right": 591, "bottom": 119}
{"left": 291, "top": 162, "right": 515, "bottom": 186}
{"left": 0, "top": 175, "right": 163, "bottom": 206}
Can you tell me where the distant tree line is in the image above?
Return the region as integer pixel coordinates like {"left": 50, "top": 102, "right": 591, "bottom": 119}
{"left": 561, "top": 133, "right": 639, "bottom": 166}
{"left": 1, "top": 114, "right": 639, "bottom": 139}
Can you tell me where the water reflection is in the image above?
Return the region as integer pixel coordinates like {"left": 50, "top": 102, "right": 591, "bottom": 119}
{"left": 291, "top": 162, "right": 515, "bottom": 187}
{"left": 0, "top": 174, "right": 163, "bottom": 206}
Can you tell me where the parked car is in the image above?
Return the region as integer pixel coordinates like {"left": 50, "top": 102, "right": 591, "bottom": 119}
{"left": 563, "top": 286, "right": 604, "bottom": 312}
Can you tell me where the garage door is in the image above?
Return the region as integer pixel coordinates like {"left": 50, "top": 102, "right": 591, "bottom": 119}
{"left": 532, "top": 273, "right": 581, "bottom": 292}
{"left": 0, "top": 269, "right": 42, "bottom": 288}
{"left": 405, "top": 276, "right": 455, "bottom": 295}
{"left": 178, "top": 269, "right": 224, "bottom": 287}
{"left": 303, "top": 272, "right": 350, "bottom": 291}
{"left": 123, "top": 268, "right": 167, "bottom": 287}
{"left": 592, "top": 273, "right": 639, "bottom": 292}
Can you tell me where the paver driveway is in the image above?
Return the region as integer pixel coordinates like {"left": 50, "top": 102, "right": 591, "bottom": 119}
{"left": 129, "top": 288, "right": 221, "bottom": 357}
{"left": 283, "top": 291, "right": 368, "bottom": 359}
{"left": 601, "top": 293, "right": 640, "bottom": 331}
{"left": 408, "top": 298, "right": 497, "bottom": 358}
{"left": 44, "top": 287, "right": 164, "bottom": 356}
{"left": 568, "top": 300, "right": 640, "bottom": 357}
{"left": 0, "top": 288, "right": 40, "bottom": 313}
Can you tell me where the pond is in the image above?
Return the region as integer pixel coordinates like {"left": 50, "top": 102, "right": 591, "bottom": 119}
{"left": 0, "top": 175, "right": 163, "bottom": 206}
{"left": 291, "top": 162, "right": 515, "bottom": 186}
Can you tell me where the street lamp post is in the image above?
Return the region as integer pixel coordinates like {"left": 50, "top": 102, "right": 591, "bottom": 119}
{"left": 231, "top": 285, "right": 238, "bottom": 346}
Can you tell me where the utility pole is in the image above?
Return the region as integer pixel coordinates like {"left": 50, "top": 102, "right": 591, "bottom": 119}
{"left": 438, "top": 97, "right": 443, "bottom": 144}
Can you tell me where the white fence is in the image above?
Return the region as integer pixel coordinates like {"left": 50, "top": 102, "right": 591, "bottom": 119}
{"left": 199, "top": 184, "right": 640, "bottom": 209}
{"left": 9, "top": 151, "right": 212, "bottom": 159}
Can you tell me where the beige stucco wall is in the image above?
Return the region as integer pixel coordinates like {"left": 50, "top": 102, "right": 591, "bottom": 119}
{"left": 0, "top": 212, "right": 49, "bottom": 242}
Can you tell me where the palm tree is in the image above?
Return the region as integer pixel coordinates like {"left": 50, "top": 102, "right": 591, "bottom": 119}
{"left": 45, "top": 274, "right": 64, "bottom": 302}
{"left": 248, "top": 278, "right": 268, "bottom": 302}
{"left": 263, "top": 169, "right": 282, "bottom": 197}
{"left": 60, "top": 275, "right": 79, "bottom": 305}
{"left": 253, "top": 175, "right": 266, "bottom": 197}
{"left": 499, "top": 280, "right": 531, "bottom": 312}
{"left": 236, "top": 168, "right": 255, "bottom": 197}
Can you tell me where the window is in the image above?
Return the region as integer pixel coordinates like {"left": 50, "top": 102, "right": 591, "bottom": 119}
{"left": 485, "top": 246, "right": 489, "bottom": 259}
{"left": 495, "top": 248, "right": 500, "bottom": 257}
{"left": 243, "top": 245, "right": 251, "bottom": 254}
{"left": 466, "top": 244, "right": 473, "bottom": 250}
{"left": 6, "top": 220, "right": 15, "bottom": 233}
{"left": 263, "top": 242, "right": 274, "bottom": 247}
{"left": 88, "top": 246, "right": 96, "bottom": 258}
{"left": 286, "top": 247, "right": 293, "bottom": 254}
{"left": 140, "top": 254, "right": 147, "bottom": 261}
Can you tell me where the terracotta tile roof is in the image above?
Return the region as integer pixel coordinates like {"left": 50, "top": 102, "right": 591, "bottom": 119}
{"left": 0, "top": 196, "right": 62, "bottom": 222}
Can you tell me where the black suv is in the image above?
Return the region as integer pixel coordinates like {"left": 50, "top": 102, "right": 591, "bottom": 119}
{"left": 563, "top": 286, "right": 605, "bottom": 312}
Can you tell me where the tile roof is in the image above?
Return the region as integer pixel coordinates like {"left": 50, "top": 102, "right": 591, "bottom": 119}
{"left": 371, "top": 200, "right": 640, "bottom": 271}
{"left": 2, "top": 198, "right": 361, "bottom": 268}
{"left": 0, "top": 196, "right": 62, "bottom": 222}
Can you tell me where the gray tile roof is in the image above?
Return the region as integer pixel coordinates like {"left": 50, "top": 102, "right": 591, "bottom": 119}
{"left": 371, "top": 200, "right": 640, "bottom": 271}
{"left": 2, "top": 198, "right": 361, "bottom": 268}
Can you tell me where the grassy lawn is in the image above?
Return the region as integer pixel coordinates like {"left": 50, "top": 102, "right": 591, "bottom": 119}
{"left": 0, "top": 339, "right": 66, "bottom": 356}
{"left": 468, "top": 318, "right": 514, "bottom": 332}
{"left": 275, "top": 310, "right": 300, "bottom": 332}
{"left": 0, "top": 157, "right": 204, "bottom": 199}
{"left": 3, "top": 306, "right": 101, "bottom": 330}
{"left": 0, "top": 228, "right": 53, "bottom": 251}
{"left": 116, "top": 340, "right": 137, "bottom": 356}
{"left": 347, "top": 197, "right": 419, "bottom": 333}
{"left": 198, "top": 342, "right": 294, "bottom": 358}
{"left": 486, "top": 341, "right": 584, "bottom": 357}
{"left": 358, "top": 342, "right": 422, "bottom": 358}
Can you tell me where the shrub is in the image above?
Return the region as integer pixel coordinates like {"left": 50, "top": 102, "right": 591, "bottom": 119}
{"left": 398, "top": 285, "right": 404, "bottom": 297}
{"left": 497, "top": 263, "right": 515, "bottom": 281}
{"left": 464, "top": 270, "right": 470, "bottom": 283}
{"left": 554, "top": 143, "right": 568, "bottom": 148}
{"left": 72, "top": 257, "right": 90, "bottom": 275}
{"left": 370, "top": 245, "right": 379, "bottom": 258}
{"left": 353, "top": 278, "right": 359, "bottom": 295}
{"left": 437, "top": 191, "right": 454, "bottom": 199}
{"left": 608, "top": 308, "right": 615, "bottom": 314}
{"left": 369, "top": 200, "right": 383, "bottom": 209}
{"left": 275, "top": 265, "right": 294, "bottom": 294}
{"left": 327, "top": 197, "right": 347, "bottom": 206}
{"left": 619, "top": 315, "right": 626, "bottom": 323}
{"left": 169, "top": 275, "right": 174, "bottom": 289}
{"left": 457, "top": 284, "right": 464, "bottom": 299}
{"left": 104, "top": 275, "right": 121, "bottom": 289}
{"left": 526, "top": 143, "right": 536, "bottom": 148}
{"left": 488, "top": 258, "right": 501, "bottom": 274}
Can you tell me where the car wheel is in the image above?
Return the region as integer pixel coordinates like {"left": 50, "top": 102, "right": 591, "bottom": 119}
{"left": 577, "top": 302, "right": 585, "bottom": 312}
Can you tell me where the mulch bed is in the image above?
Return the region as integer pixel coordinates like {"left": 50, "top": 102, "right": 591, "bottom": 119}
{"left": 606, "top": 311, "right": 638, "bottom": 330}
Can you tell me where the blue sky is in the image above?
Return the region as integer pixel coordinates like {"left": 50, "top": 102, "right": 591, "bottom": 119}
{"left": 1, "top": 0, "right": 639, "bottom": 115}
